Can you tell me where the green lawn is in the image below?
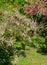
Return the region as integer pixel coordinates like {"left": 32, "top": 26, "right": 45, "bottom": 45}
{"left": 18, "top": 47, "right": 47, "bottom": 65}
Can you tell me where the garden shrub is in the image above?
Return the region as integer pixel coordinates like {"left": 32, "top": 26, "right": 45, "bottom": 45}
{"left": 20, "top": 0, "right": 47, "bottom": 53}
{"left": 32, "top": 19, "right": 47, "bottom": 53}
{"left": 0, "top": 40, "right": 13, "bottom": 65}
{"left": 0, "top": 0, "right": 47, "bottom": 62}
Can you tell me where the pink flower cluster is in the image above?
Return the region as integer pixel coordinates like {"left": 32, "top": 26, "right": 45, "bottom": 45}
{"left": 39, "top": 8, "right": 47, "bottom": 16}
{"left": 23, "top": 0, "right": 47, "bottom": 16}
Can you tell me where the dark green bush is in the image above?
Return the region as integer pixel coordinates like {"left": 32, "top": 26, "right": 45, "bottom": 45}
{"left": 0, "top": 41, "right": 13, "bottom": 65}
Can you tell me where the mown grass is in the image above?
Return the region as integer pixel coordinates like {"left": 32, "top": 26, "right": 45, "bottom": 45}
{"left": 18, "top": 47, "right": 47, "bottom": 65}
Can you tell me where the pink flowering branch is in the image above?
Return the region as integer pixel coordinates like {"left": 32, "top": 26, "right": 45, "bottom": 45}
{"left": 23, "top": 0, "right": 47, "bottom": 16}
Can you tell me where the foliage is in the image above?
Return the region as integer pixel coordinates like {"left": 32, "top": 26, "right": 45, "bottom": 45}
{"left": 0, "top": 39, "right": 13, "bottom": 65}
{"left": 0, "top": 0, "right": 47, "bottom": 65}
{"left": 32, "top": 20, "right": 47, "bottom": 52}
